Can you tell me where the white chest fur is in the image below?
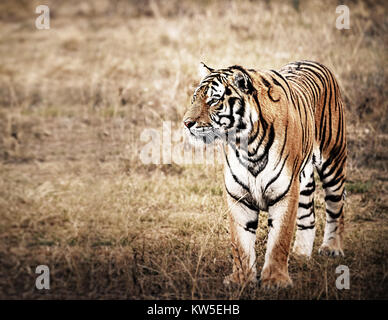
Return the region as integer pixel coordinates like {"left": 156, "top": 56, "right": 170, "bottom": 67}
{"left": 223, "top": 142, "right": 292, "bottom": 212}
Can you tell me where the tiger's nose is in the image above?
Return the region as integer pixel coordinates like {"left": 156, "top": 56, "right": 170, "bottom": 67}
{"left": 184, "top": 120, "right": 196, "bottom": 129}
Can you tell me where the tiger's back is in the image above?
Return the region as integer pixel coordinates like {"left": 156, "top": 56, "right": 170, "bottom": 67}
{"left": 279, "top": 60, "right": 347, "bottom": 167}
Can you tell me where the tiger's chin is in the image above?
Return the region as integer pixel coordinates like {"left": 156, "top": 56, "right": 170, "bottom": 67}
{"left": 185, "top": 128, "right": 221, "bottom": 146}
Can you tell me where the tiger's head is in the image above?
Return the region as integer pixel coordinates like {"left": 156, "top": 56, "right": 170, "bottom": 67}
{"left": 183, "top": 63, "right": 259, "bottom": 145}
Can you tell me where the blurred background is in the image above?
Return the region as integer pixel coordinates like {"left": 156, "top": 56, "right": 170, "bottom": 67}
{"left": 0, "top": 0, "right": 387, "bottom": 299}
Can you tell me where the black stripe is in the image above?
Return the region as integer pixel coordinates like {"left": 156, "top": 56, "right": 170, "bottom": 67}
{"left": 270, "top": 75, "right": 290, "bottom": 101}
{"left": 297, "top": 224, "right": 315, "bottom": 230}
{"left": 271, "top": 69, "right": 292, "bottom": 97}
{"left": 267, "top": 158, "right": 299, "bottom": 207}
{"left": 324, "top": 78, "right": 333, "bottom": 150}
{"left": 261, "top": 76, "right": 271, "bottom": 88}
{"left": 319, "top": 144, "right": 346, "bottom": 177}
{"left": 325, "top": 194, "right": 343, "bottom": 202}
{"left": 264, "top": 154, "right": 289, "bottom": 193}
{"left": 224, "top": 186, "right": 259, "bottom": 211}
{"left": 224, "top": 151, "right": 250, "bottom": 192}
{"left": 322, "top": 154, "right": 346, "bottom": 180}
{"left": 298, "top": 210, "right": 314, "bottom": 220}
{"left": 305, "top": 180, "right": 315, "bottom": 189}
{"left": 245, "top": 220, "right": 258, "bottom": 233}
{"left": 243, "top": 151, "right": 269, "bottom": 177}
{"left": 319, "top": 117, "right": 327, "bottom": 152}
{"left": 300, "top": 187, "right": 315, "bottom": 197}
{"left": 332, "top": 178, "right": 346, "bottom": 192}
{"left": 247, "top": 124, "right": 275, "bottom": 159}
{"left": 299, "top": 201, "right": 313, "bottom": 209}
{"left": 326, "top": 206, "right": 343, "bottom": 219}
{"left": 274, "top": 123, "right": 288, "bottom": 168}
{"left": 322, "top": 174, "right": 344, "bottom": 189}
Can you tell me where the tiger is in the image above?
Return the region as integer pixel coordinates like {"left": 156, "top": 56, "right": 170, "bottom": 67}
{"left": 182, "top": 60, "right": 347, "bottom": 289}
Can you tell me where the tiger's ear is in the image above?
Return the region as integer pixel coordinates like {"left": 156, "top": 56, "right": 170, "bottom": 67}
{"left": 198, "top": 62, "right": 214, "bottom": 79}
{"left": 233, "top": 71, "right": 253, "bottom": 94}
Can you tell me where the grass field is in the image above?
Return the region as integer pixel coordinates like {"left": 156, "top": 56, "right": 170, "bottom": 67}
{"left": 0, "top": 0, "right": 387, "bottom": 299}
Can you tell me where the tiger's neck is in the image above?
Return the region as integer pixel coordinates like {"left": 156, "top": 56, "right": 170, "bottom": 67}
{"left": 223, "top": 104, "right": 275, "bottom": 178}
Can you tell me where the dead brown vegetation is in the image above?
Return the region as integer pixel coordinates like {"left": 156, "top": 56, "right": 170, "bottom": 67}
{"left": 0, "top": 0, "right": 387, "bottom": 299}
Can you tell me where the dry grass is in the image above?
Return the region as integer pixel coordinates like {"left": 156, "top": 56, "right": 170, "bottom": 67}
{"left": 0, "top": 0, "right": 387, "bottom": 299}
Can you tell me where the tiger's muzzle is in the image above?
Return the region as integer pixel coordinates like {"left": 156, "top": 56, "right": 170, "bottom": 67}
{"left": 183, "top": 118, "right": 220, "bottom": 144}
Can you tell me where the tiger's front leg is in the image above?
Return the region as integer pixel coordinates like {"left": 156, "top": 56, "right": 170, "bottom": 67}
{"left": 261, "top": 181, "right": 299, "bottom": 289}
{"left": 223, "top": 193, "right": 259, "bottom": 286}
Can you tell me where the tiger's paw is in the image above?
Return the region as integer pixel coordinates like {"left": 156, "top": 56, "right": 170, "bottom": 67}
{"left": 260, "top": 269, "right": 293, "bottom": 290}
{"left": 318, "top": 242, "right": 345, "bottom": 257}
{"left": 318, "top": 244, "right": 344, "bottom": 257}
